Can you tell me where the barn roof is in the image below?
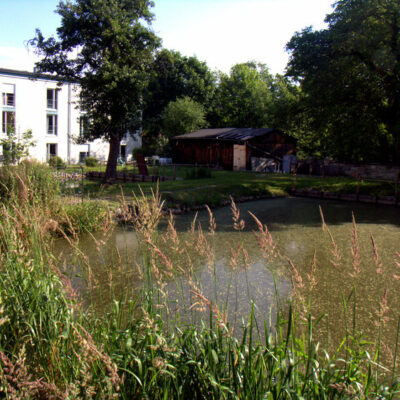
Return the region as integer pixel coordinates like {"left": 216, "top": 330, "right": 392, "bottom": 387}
{"left": 173, "top": 128, "right": 283, "bottom": 141}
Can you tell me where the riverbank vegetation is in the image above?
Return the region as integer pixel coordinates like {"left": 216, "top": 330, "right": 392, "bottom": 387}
{"left": 0, "top": 164, "right": 399, "bottom": 398}
{"left": 0, "top": 161, "right": 110, "bottom": 235}
{"left": 61, "top": 165, "right": 399, "bottom": 209}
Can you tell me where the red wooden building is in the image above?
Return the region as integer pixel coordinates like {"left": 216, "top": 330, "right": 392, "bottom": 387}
{"left": 173, "top": 128, "right": 296, "bottom": 170}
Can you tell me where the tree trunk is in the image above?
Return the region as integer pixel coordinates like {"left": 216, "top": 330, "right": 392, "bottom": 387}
{"left": 104, "top": 133, "right": 121, "bottom": 182}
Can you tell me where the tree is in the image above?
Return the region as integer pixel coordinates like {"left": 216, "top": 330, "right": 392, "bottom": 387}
{"left": 161, "top": 96, "right": 208, "bottom": 138}
{"left": 0, "top": 127, "right": 36, "bottom": 165}
{"left": 210, "top": 62, "right": 277, "bottom": 128}
{"left": 286, "top": 0, "right": 400, "bottom": 163}
{"left": 142, "top": 49, "right": 216, "bottom": 152}
{"left": 30, "top": 0, "right": 159, "bottom": 180}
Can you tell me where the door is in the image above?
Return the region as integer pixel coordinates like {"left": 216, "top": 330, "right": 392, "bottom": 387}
{"left": 233, "top": 144, "right": 246, "bottom": 171}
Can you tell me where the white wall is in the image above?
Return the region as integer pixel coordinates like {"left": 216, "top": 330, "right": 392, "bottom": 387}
{"left": 0, "top": 69, "right": 141, "bottom": 164}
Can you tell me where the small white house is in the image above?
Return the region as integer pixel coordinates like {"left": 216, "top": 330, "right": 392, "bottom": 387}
{"left": 0, "top": 68, "right": 140, "bottom": 164}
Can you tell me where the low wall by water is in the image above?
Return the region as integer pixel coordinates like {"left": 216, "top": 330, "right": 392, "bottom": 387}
{"left": 291, "top": 188, "right": 399, "bottom": 206}
{"left": 86, "top": 171, "right": 181, "bottom": 182}
{"left": 298, "top": 161, "right": 400, "bottom": 180}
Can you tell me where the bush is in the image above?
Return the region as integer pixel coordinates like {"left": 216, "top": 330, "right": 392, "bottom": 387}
{"left": 132, "top": 147, "right": 143, "bottom": 159}
{"left": 0, "top": 161, "right": 59, "bottom": 206}
{"left": 48, "top": 156, "right": 66, "bottom": 169}
{"left": 58, "top": 200, "right": 110, "bottom": 234}
{"left": 84, "top": 156, "right": 98, "bottom": 167}
{"left": 185, "top": 167, "right": 212, "bottom": 179}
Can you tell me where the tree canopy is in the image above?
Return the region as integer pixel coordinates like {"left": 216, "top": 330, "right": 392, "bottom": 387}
{"left": 161, "top": 96, "right": 208, "bottom": 138}
{"left": 286, "top": 0, "right": 400, "bottom": 163}
{"left": 211, "top": 63, "right": 273, "bottom": 128}
{"left": 209, "top": 62, "right": 299, "bottom": 133}
{"left": 30, "top": 0, "right": 159, "bottom": 180}
{"left": 142, "top": 49, "right": 216, "bottom": 152}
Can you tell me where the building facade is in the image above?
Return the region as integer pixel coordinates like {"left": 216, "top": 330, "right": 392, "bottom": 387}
{"left": 0, "top": 68, "right": 140, "bottom": 164}
{"left": 173, "top": 128, "right": 296, "bottom": 171}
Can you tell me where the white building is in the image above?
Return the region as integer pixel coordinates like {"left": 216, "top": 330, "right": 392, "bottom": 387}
{"left": 0, "top": 68, "right": 140, "bottom": 164}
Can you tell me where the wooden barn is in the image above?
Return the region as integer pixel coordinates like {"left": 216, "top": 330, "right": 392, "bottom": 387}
{"left": 173, "top": 128, "right": 296, "bottom": 171}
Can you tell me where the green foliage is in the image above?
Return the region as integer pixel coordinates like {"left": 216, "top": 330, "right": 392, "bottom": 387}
{"left": 0, "top": 184, "right": 399, "bottom": 398}
{"left": 0, "top": 127, "right": 36, "bottom": 165}
{"left": 143, "top": 49, "right": 216, "bottom": 148}
{"left": 212, "top": 62, "right": 274, "bottom": 128}
{"left": 29, "top": 0, "right": 160, "bottom": 180}
{"left": 132, "top": 147, "right": 143, "bottom": 158}
{"left": 185, "top": 166, "right": 212, "bottom": 180}
{"left": 209, "top": 62, "right": 300, "bottom": 131}
{"left": 0, "top": 206, "right": 120, "bottom": 397}
{"left": 286, "top": 0, "right": 400, "bottom": 163}
{"left": 0, "top": 161, "right": 59, "bottom": 206}
{"left": 48, "top": 155, "right": 66, "bottom": 169}
{"left": 59, "top": 200, "right": 109, "bottom": 234}
{"left": 162, "top": 96, "right": 208, "bottom": 139}
{"left": 84, "top": 156, "right": 98, "bottom": 167}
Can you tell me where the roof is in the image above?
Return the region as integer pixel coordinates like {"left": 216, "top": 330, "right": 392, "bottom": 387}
{"left": 0, "top": 67, "right": 79, "bottom": 84}
{"left": 174, "top": 128, "right": 234, "bottom": 139}
{"left": 173, "top": 127, "right": 283, "bottom": 142}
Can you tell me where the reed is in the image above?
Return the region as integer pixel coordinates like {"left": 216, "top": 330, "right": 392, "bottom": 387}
{"left": 0, "top": 166, "right": 399, "bottom": 398}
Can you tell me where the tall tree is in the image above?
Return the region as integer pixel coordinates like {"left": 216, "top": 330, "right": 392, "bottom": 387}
{"left": 142, "top": 49, "right": 216, "bottom": 152}
{"left": 211, "top": 62, "right": 278, "bottom": 128}
{"left": 209, "top": 62, "right": 299, "bottom": 130}
{"left": 286, "top": 0, "right": 400, "bottom": 163}
{"left": 30, "top": 0, "right": 159, "bottom": 180}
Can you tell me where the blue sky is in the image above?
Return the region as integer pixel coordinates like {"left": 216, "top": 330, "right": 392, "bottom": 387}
{"left": 0, "top": 0, "right": 334, "bottom": 74}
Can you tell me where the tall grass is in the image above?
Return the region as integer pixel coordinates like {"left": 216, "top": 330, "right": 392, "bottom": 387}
{"left": 0, "top": 165, "right": 399, "bottom": 398}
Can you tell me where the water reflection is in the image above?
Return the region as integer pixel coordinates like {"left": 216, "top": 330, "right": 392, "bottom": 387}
{"left": 55, "top": 197, "right": 400, "bottom": 346}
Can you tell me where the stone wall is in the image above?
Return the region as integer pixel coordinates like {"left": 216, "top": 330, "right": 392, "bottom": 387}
{"left": 297, "top": 161, "right": 400, "bottom": 180}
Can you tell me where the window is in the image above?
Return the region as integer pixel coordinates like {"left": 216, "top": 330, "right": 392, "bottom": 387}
{"left": 46, "top": 143, "right": 57, "bottom": 160}
{"left": 120, "top": 145, "right": 126, "bottom": 161}
{"left": 79, "top": 151, "right": 89, "bottom": 163}
{"left": 47, "top": 114, "right": 58, "bottom": 135}
{"left": 2, "top": 111, "right": 15, "bottom": 133}
{"left": 47, "top": 89, "right": 58, "bottom": 109}
{"left": 2, "top": 84, "right": 15, "bottom": 107}
{"left": 79, "top": 116, "right": 89, "bottom": 137}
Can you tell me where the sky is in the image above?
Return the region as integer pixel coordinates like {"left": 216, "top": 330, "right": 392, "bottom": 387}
{"left": 0, "top": 0, "right": 335, "bottom": 75}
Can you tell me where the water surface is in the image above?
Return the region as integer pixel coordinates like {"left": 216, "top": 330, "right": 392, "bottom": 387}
{"left": 55, "top": 197, "right": 400, "bottom": 346}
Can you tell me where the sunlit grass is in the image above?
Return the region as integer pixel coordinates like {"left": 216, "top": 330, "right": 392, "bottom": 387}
{"left": 62, "top": 165, "right": 398, "bottom": 210}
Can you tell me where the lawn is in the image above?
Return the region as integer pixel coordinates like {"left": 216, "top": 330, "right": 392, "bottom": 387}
{"left": 61, "top": 165, "right": 398, "bottom": 208}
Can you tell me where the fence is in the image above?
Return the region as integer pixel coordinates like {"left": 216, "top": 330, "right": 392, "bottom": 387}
{"left": 52, "top": 165, "right": 85, "bottom": 202}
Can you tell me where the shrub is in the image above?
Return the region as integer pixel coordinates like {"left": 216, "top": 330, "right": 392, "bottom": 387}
{"left": 58, "top": 200, "right": 110, "bottom": 234}
{"left": 0, "top": 161, "right": 59, "bottom": 206}
{"left": 84, "top": 156, "right": 98, "bottom": 167}
{"left": 185, "top": 166, "right": 212, "bottom": 179}
{"left": 48, "top": 155, "right": 66, "bottom": 169}
{"left": 132, "top": 147, "right": 143, "bottom": 158}
{"left": 0, "top": 127, "right": 36, "bottom": 165}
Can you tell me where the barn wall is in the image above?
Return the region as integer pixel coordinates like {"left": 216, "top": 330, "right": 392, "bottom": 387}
{"left": 174, "top": 132, "right": 296, "bottom": 170}
{"left": 248, "top": 133, "right": 296, "bottom": 158}
{"left": 173, "top": 140, "right": 234, "bottom": 169}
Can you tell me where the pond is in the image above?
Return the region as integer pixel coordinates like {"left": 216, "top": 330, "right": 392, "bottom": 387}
{"left": 55, "top": 197, "right": 400, "bottom": 350}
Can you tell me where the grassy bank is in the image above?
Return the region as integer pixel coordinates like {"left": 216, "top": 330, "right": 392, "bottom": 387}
{"left": 0, "top": 161, "right": 111, "bottom": 235}
{"left": 0, "top": 163, "right": 399, "bottom": 398}
{"left": 62, "top": 165, "right": 398, "bottom": 209}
